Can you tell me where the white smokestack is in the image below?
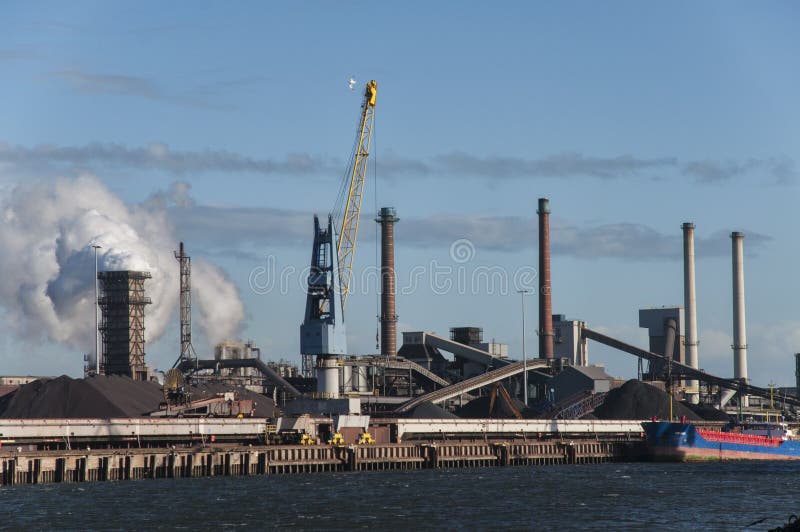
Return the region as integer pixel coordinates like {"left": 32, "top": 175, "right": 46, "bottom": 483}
{"left": 0, "top": 176, "right": 244, "bottom": 365}
{"left": 682, "top": 222, "right": 699, "bottom": 404}
{"left": 731, "top": 231, "right": 749, "bottom": 407}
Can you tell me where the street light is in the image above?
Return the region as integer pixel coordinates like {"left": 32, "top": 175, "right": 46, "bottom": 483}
{"left": 91, "top": 244, "right": 102, "bottom": 375}
{"left": 518, "top": 289, "right": 531, "bottom": 406}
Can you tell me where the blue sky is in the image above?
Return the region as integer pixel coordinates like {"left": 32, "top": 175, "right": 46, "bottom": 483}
{"left": 1, "top": 1, "right": 799, "bottom": 386}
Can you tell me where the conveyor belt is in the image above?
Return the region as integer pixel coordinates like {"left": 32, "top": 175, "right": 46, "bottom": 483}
{"left": 180, "top": 358, "right": 302, "bottom": 398}
{"left": 383, "top": 357, "right": 451, "bottom": 388}
{"left": 423, "top": 333, "right": 512, "bottom": 368}
{"left": 582, "top": 328, "right": 800, "bottom": 408}
{"left": 395, "top": 359, "right": 549, "bottom": 414}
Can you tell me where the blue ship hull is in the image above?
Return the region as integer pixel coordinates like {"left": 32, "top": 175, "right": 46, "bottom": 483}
{"left": 643, "top": 422, "right": 800, "bottom": 461}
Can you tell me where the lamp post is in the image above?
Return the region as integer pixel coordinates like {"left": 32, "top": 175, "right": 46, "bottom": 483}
{"left": 518, "top": 289, "right": 531, "bottom": 405}
{"left": 92, "top": 244, "right": 102, "bottom": 375}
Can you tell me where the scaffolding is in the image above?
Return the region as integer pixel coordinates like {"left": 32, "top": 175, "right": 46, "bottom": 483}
{"left": 98, "top": 270, "right": 152, "bottom": 380}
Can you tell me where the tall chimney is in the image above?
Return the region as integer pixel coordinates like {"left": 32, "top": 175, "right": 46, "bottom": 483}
{"left": 731, "top": 231, "right": 748, "bottom": 407}
{"left": 682, "top": 222, "right": 699, "bottom": 403}
{"left": 538, "top": 198, "right": 554, "bottom": 359}
{"left": 377, "top": 207, "right": 399, "bottom": 357}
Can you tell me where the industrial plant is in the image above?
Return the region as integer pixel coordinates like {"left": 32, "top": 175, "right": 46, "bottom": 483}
{"left": 1, "top": 79, "right": 799, "bottom": 486}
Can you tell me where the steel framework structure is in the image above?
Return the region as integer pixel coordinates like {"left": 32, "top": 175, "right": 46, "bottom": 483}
{"left": 174, "top": 242, "right": 196, "bottom": 367}
{"left": 98, "top": 270, "right": 152, "bottom": 380}
{"left": 335, "top": 79, "right": 377, "bottom": 313}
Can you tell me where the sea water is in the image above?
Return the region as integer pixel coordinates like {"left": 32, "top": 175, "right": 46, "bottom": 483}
{"left": 2, "top": 462, "right": 799, "bottom": 530}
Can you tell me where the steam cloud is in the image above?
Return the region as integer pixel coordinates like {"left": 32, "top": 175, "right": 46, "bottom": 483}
{"left": 0, "top": 175, "right": 245, "bottom": 361}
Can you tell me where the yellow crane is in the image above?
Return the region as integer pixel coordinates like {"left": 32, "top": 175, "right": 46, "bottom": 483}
{"left": 301, "top": 80, "right": 377, "bottom": 375}
{"left": 334, "top": 79, "right": 377, "bottom": 314}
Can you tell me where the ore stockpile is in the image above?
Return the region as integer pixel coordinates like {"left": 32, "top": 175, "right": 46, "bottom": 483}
{"left": 455, "top": 395, "right": 530, "bottom": 419}
{"left": 399, "top": 380, "right": 728, "bottom": 422}
{"left": 0, "top": 374, "right": 729, "bottom": 422}
{"left": 0, "top": 376, "right": 276, "bottom": 419}
{"left": 592, "top": 380, "right": 703, "bottom": 421}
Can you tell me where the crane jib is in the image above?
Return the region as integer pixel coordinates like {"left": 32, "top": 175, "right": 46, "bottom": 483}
{"left": 336, "top": 80, "right": 377, "bottom": 315}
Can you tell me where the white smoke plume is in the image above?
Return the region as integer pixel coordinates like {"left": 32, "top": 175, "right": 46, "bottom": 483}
{"left": 0, "top": 175, "right": 244, "bottom": 358}
{"left": 192, "top": 261, "right": 246, "bottom": 345}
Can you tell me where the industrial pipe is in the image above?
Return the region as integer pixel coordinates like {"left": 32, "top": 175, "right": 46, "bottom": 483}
{"left": 663, "top": 318, "right": 677, "bottom": 360}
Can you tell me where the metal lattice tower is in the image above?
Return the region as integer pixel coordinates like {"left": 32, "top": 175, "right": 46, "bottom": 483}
{"left": 334, "top": 79, "right": 377, "bottom": 314}
{"left": 173, "top": 242, "right": 196, "bottom": 367}
{"left": 98, "top": 270, "right": 152, "bottom": 380}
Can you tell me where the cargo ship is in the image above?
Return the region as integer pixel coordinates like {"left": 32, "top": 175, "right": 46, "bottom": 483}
{"left": 643, "top": 421, "right": 800, "bottom": 461}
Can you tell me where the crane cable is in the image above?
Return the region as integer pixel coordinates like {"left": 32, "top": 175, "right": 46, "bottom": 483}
{"left": 331, "top": 107, "right": 361, "bottom": 232}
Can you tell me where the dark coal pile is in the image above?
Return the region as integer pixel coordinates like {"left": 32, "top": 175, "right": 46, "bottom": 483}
{"left": 456, "top": 394, "right": 531, "bottom": 419}
{"left": 683, "top": 401, "right": 731, "bottom": 422}
{"left": 405, "top": 401, "right": 459, "bottom": 419}
{"left": 0, "top": 375, "right": 277, "bottom": 419}
{"left": 593, "top": 380, "right": 701, "bottom": 421}
{"left": 0, "top": 375, "right": 163, "bottom": 418}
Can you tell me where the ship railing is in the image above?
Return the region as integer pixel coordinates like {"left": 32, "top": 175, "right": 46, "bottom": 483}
{"left": 697, "top": 428, "right": 782, "bottom": 447}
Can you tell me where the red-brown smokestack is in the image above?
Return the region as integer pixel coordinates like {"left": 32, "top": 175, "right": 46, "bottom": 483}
{"left": 377, "top": 207, "right": 399, "bottom": 356}
{"left": 538, "top": 198, "right": 554, "bottom": 359}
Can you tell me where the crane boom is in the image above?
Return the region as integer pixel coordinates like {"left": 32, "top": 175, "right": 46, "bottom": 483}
{"left": 336, "top": 79, "right": 377, "bottom": 313}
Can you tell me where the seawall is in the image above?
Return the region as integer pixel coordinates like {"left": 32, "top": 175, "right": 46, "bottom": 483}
{"left": 0, "top": 439, "right": 644, "bottom": 486}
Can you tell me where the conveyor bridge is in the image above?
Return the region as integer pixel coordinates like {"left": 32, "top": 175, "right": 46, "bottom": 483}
{"left": 180, "top": 358, "right": 302, "bottom": 398}
{"left": 379, "top": 356, "right": 451, "bottom": 389}
{"left": 582, "top": 328, "right": 800, "bottom": 408}
{"left": 395, "top": 359, "right": 549, "bottom": 414}
{"left": 422, "top": 332, "right": 511, "bottom": 368}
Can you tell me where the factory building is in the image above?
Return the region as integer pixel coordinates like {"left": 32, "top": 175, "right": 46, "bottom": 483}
{"left": 449, "top": 327, "right": 508, "bottom": 377}
{"left": 553, "top": 315, "right": 588, "bottom": 366}
{"left": 639, "top": 306, "right": 685, "bottom": 379}
{"left": 215, "top": 340, "right": 261, "bottom": 378}
{"left": 0, "top": 376, "right": 46, "bottom": 401}
{"left": 0, "top": 376, "right": 42, "bottom": 386}
{"left": 62, "top": 195, "right": 798, "bottom": 425}
{"left": 450, "top": 327, "right": 508, "bottom": 359}
{"left": 398, "top": 327, "right": 508, "bottom": 378}
{"left": 97, "top": 270, "right": 152, "bottom": 381}
{"left": 548, "top": 366, "right": 613, "bottom": 403}
{"left": 397, "top": 332, "right": 448, "bottom": 372}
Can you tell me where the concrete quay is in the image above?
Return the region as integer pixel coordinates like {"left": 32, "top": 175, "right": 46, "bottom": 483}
{"left": 0, "top": 439, "right": 644, "bottom": 486}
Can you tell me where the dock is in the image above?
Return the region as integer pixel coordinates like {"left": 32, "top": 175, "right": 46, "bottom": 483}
{"left": 0, "top": 439, "right": 644, "bottom": 486}
{"left": 0, "top": 417, "right": 651, "bottom": 485}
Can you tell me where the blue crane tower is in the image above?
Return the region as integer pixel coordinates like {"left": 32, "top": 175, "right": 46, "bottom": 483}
{"left": 300, "top": 215, "right": 347, "bottom": 398}
{"left": 299, "top": 80, "right": 377, "bottom": 399}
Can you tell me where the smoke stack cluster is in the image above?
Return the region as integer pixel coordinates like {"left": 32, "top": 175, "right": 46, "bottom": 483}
{"left": 377, "top": 207, "right": 399, "bottom": 357}
{"left": 682, "top": 223, "right": 699, "bottom": 403}
{"left": 538, "top": 198, "right": 554, "bottom": 359}
{"left": 731, "top": 232, "right": 749, "bottom": 403}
